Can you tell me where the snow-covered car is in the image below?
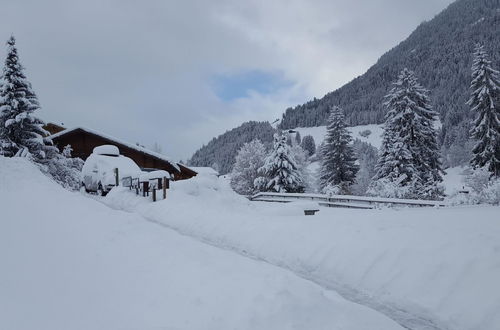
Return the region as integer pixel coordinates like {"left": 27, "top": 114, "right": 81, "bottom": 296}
{"left": 81, "top": 145, "right": 141, "bottom": 196}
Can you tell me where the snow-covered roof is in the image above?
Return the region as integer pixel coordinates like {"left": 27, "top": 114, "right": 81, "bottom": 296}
{"left": 49, "top": 127, "right": 181, "bottom": 172}
{"left": 189, "top": 167, "right": 219, "bottom": 176}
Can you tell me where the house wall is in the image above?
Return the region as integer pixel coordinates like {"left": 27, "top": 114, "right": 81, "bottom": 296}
{"left": 52, "top": 130, "right": 195, "bottom": 180}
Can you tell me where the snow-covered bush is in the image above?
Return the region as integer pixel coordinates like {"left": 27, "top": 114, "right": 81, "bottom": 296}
{"left": 368, "top": 176, "right": 417, "bottom": 199}
{"left": 321, "top": 184, "right": 341, "bottom": 196}
{"left": 230, "top": 139, "right": 266, "bottom": 195}
{"left": 300, "top": 135, "right": 316, "bottom": 157}
{"left": 464, "top": 167, "right": 491, "bottom": 193}
{"left": 358, "top": 129, "right": 372, "bottom": 138}
{"left": 449, "top": 167, "right": 500, "bottom": 205}
{"left": 37, "top": 146, "right": 84, "bottom": 190}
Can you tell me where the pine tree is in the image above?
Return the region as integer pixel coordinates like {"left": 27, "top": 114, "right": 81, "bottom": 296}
{"left": 255, "top": 133, "right": 304, "bottom": 193}
{"left": 370, "top": 68, "right": 444, "bottom": 199}
{"left": 468, "top": 44, "right": 500, "bottom": 177}
{"left": 0, "top": 36, "right": 53, "bottom": 159}
{"left": 352, "top": 139, "right": 378, "bottom": 195}
{"left": 295, "top": 131, "right": 301, "bottom": 145}
{"left": 300, "top": 135, "right": 316, "bottom": 157}
{"left": 230, "top": 139, "right": 267, "bottom": 195}
{"left": 319, "top": 106, "right": 358, "bottom": 194}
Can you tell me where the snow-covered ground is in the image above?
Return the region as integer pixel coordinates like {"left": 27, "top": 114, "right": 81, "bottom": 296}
{"left": 0, "top": 157, "right": 403, "bottom": 330}
{"left": 442, "top": 166, "right": 467, "bottom": 195}
{"left": 294, "top": 124, "right": 384, "bottom": 148}
{"left": 102, "top": 172, "right": 500, "bottom": 330}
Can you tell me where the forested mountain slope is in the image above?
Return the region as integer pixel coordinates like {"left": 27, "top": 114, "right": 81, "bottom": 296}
{"left": 188, "top": 121, "right": 275, "bottom": 174}
{"left": 279, "top": 0, "right": 500, "bottom": 150}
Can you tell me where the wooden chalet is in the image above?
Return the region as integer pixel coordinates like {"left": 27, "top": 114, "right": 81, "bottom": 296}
{"left": 48, "top": 126, "right": 197, "bottom": 181}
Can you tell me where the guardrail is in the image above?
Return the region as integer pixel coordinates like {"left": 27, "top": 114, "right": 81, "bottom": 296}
{"left": 250, "top": 192, "right": 447, "bottom": 208}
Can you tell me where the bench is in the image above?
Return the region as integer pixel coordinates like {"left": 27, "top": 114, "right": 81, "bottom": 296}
{"left": 304, "top": 209, "right": 320, "bottom": 215}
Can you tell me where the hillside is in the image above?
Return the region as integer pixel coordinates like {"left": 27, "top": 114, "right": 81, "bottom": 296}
{"left": 188, "top": 121, "right": 275, "bottom": 174}
{"left": 279, "top": 0, "right": 500, "bottom": 150}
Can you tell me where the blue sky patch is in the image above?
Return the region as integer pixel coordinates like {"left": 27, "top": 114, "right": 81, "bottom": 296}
{"left": 211, "top": 70, "right": 293, "bottom": 101}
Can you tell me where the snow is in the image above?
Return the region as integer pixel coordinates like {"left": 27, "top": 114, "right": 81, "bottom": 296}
{"left": 294, "top": 124, "right": 384, "bottom": 149}
{"left": 92, "top": 144, "right": 119, "bottom": 156}
{"left": 0, "top": 156, "right": 404, "bottom": 330}
{"left": 102, "top": 173, "right": 500, "bottom": 330}
{"left": 442, "top": 166, "right": 468, "bottom": 195}
{"left": 190, "top": 166, "right": 219, "bottom": 176}
{"left": 139, "top": 169, "right": 171, "bottom": 181}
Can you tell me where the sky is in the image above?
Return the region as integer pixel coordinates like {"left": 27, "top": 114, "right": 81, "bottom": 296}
{"left": 0, "top": 0, "right": 454, "bottom": 161}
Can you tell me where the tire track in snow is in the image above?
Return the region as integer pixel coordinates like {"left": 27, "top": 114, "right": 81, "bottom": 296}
{"left": 138, "top": 215, "right": 453, "bottom": 330}
{"left": 96, "top": 196, "right": 452, "bottom": 330}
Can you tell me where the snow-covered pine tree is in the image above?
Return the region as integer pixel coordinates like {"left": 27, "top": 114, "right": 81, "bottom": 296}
{"left": 319, "top": 106, "right": 358, "bottom": 194}
{"left": 352, "top": 139, "right": 378, "bottom": 196}
{"left": 0, "top": 36, "right": 54, "bottom": 159}
{"left": 295, "top": 131, "right": 301, "bottom": 145}
{"left": 370, "top": 68, "right": 444, "bottom": 199}
{"left": 291, "top": 144, "right": 314, "bottom": 192}
{"left": 230, "top": 139, "right": 267, "bottom": 195}
{"left": 0, "top": 37, "right": 83, "bottom": 190}
{"left": 300, "top": 135, "right": 316, "bottom": 157}
{"left": 468, "top": 44, "right": 500, "bottom": 177}
{"left": 255, "top": 133, "right": 304, "bottom": 193}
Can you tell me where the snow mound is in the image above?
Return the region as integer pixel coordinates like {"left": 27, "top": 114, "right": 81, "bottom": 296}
{"left": 92, "top": 144, "right": 119, "bottom": 156}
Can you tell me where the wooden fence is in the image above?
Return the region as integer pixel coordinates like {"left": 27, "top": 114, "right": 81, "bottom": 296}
{"left": 121, "top": 175, "right": 170, "bottom": 202}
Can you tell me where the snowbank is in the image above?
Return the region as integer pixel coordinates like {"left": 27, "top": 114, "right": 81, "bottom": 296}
{"left": 0, "top": 156, "right": 403, "bottom": 330}
{"left": 103, "top": 173, "right": 500, "bottom": 330}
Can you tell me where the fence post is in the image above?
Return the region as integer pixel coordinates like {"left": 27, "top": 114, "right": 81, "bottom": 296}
{"left": 163, "top": 177, "right": 167, "bottom": 199}
{"left": 152, "top": 187, "right": 156, "bottom": 202}
{"left": 114, "top": 168, "right": 119, "bottom": 186}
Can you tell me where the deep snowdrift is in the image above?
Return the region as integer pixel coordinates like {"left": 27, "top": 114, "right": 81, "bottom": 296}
{"left": 0, "top": 157, "right": 403, "bottom": 330}
{"left": 103, "top": 173, "right": 500, "bottom": 330}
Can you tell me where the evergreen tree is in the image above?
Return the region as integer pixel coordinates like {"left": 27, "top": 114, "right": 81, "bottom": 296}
{"left": 300, "top": 135, "right": 316, "bottom": 157}
{"left": 230, "top": 139, "right": 267, "bottom": 195}
{"left": 319, "top": 106, "right": 358, "bottom": 194}
{"left": 295, "top": 131, "right": 301, "bottom": 145}
{"left": 370, "top": 68, "right": 444, "bottom": 199}
{"left": 352, "top": 139, "right": 378, "bottom": 196}
{"left": 0, "top": 36, "right": 53, "bottom": 159}
{"left": 255, "top": 133, "right": 304, "bottom": 193}
{"left": 468, "top": 44, "right": 500, "bottom": 177}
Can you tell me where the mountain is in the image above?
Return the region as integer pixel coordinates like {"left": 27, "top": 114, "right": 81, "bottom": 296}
{"left": 279, "top": 0, "right": 499, "bottom": 151}
{"left": 189, "top": 0, "right": 499, "bottom": 172}
{"left": 188, "top": 121, "right": 275, "bottom": 174}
